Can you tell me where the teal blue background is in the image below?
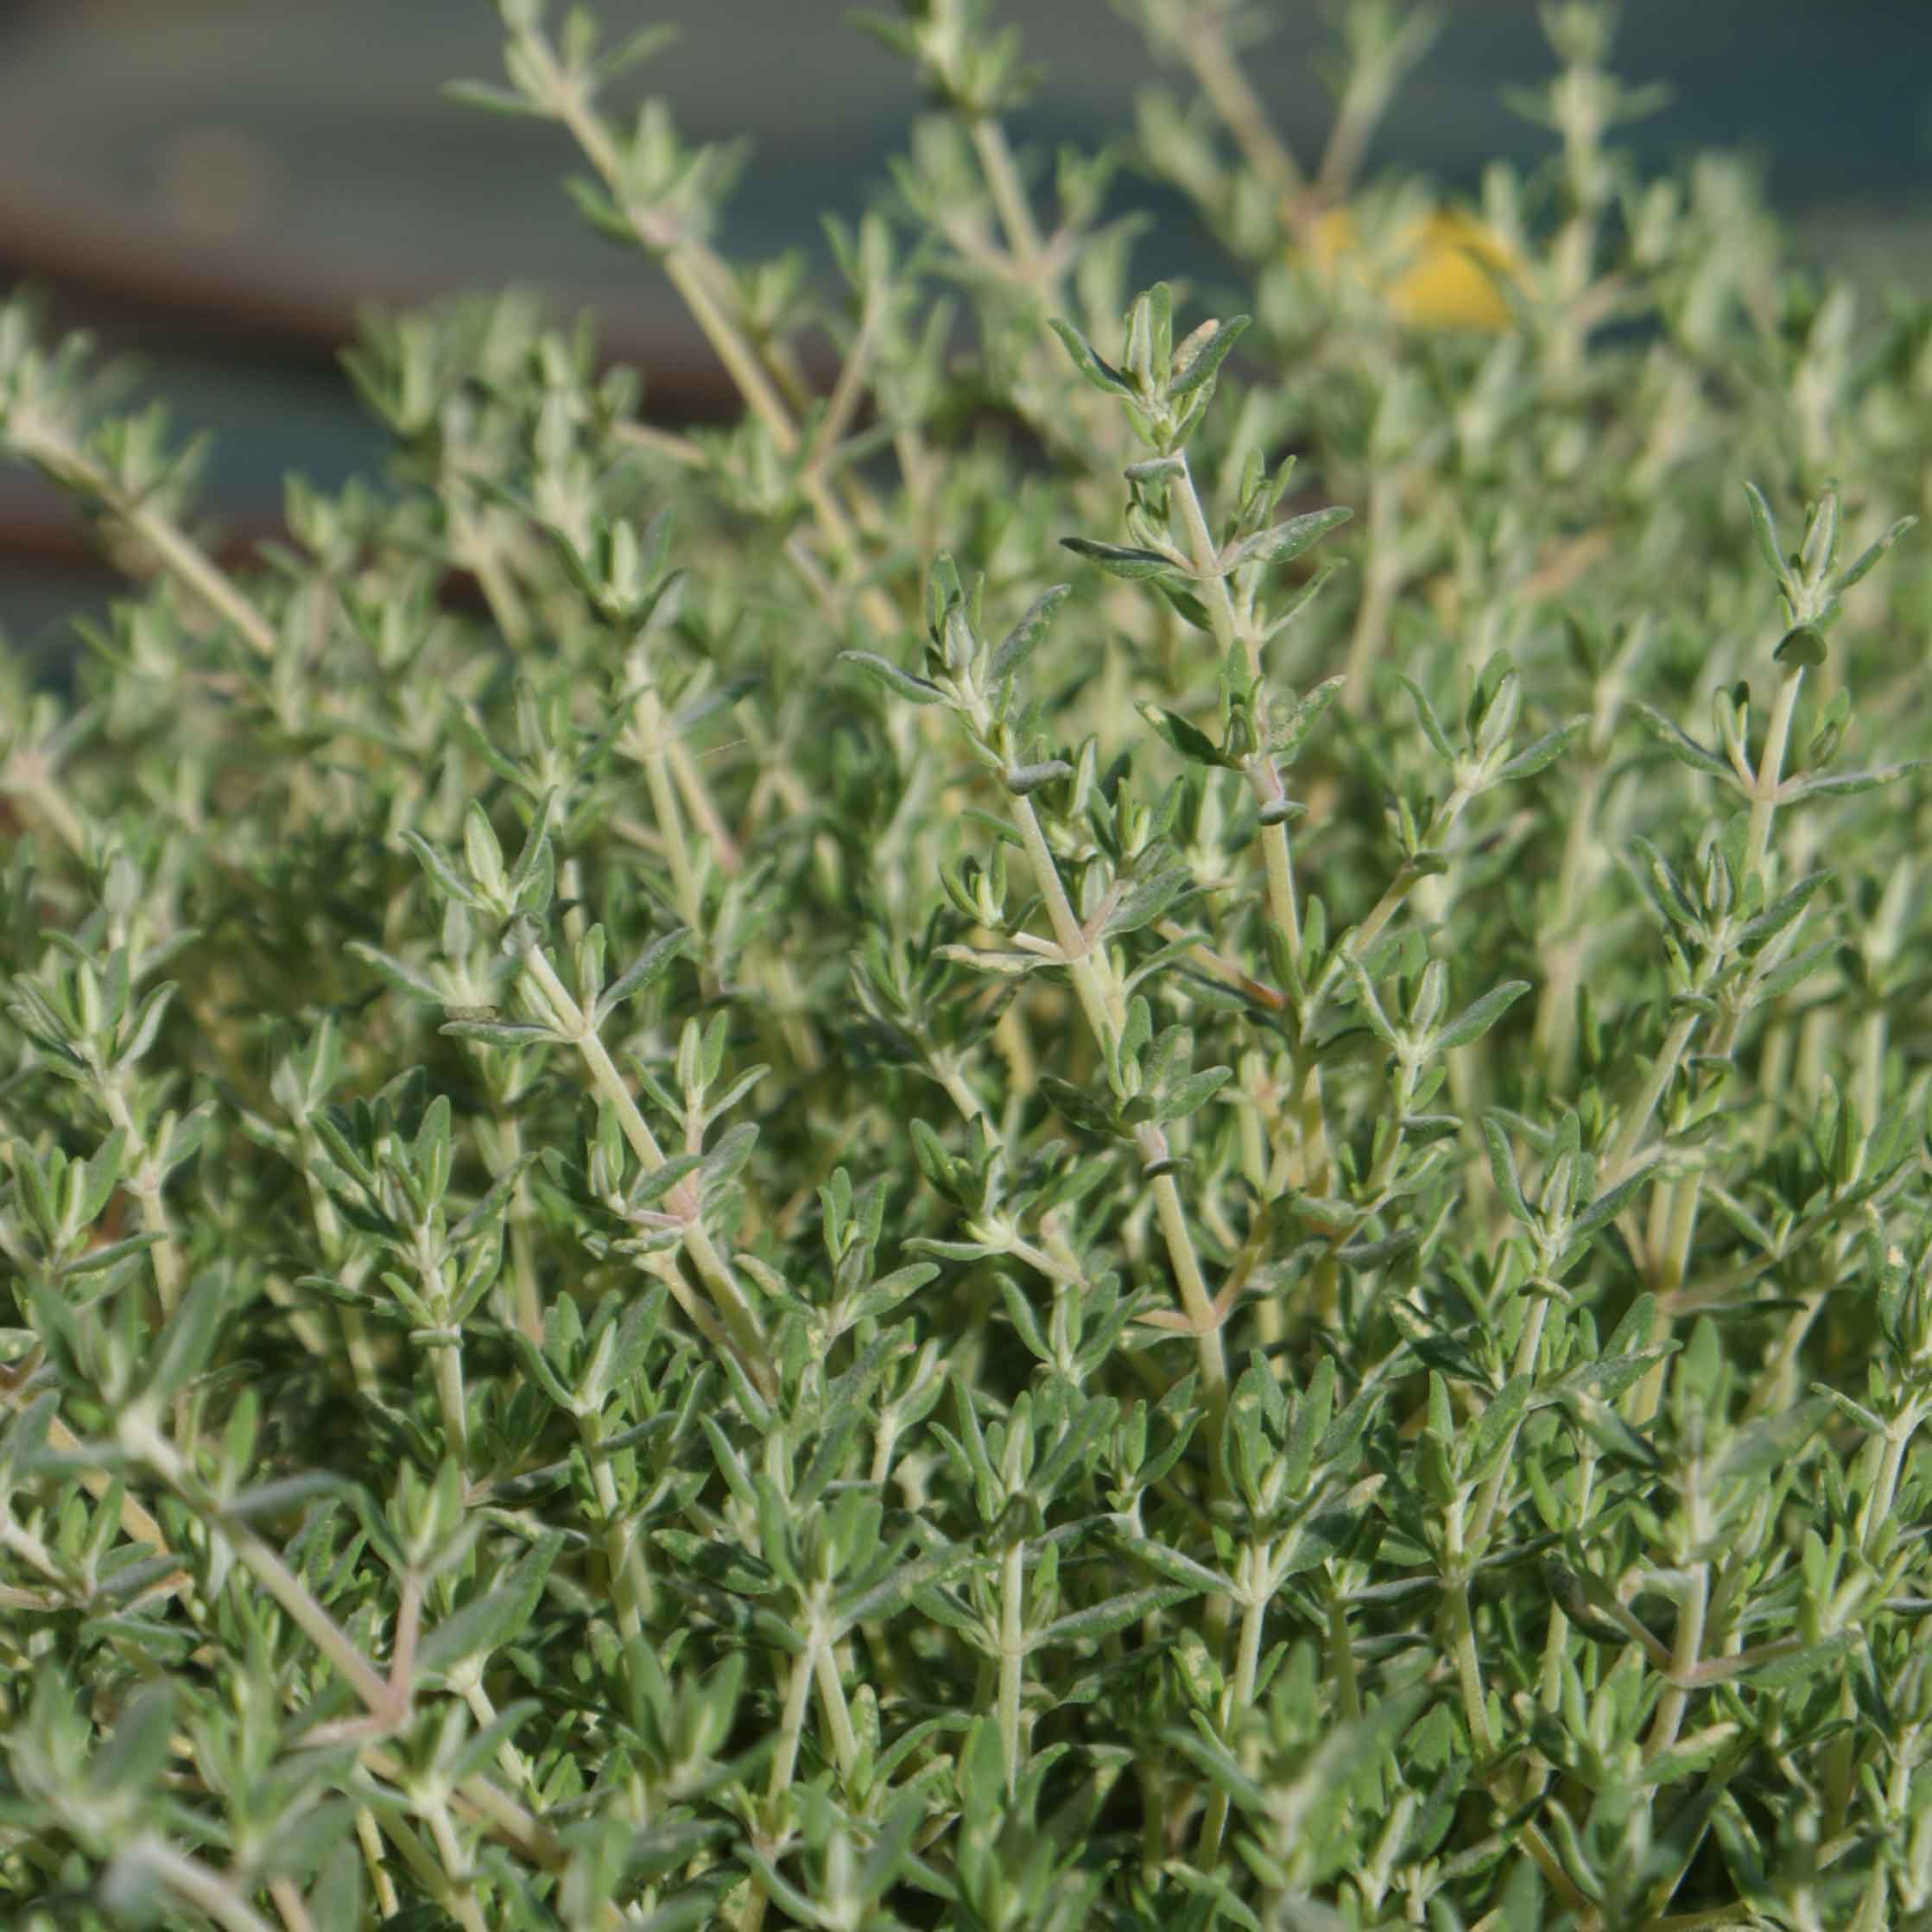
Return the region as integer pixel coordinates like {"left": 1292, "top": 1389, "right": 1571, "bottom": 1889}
{"left": 3, "top": 1, "right": 1929, "bottom": 654}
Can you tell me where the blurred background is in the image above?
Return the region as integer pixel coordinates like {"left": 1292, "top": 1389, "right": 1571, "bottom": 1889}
{"left": 4, "top": 0, "right": 1930, "bottom": 653}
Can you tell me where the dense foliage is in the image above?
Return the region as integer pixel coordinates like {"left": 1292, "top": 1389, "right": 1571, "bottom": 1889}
{"left": 3, "top": 3, "right": 1931, "bottom": 1927}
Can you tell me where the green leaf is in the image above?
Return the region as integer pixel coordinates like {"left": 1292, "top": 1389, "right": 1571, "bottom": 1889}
{"left": 1834, "top": 513, "right": 1916, "bottom": 592}
{"left": 440, "top": 1017, "right": 558, "bottom": 1048}
{"left": 1039, "top": 1075, "right": 1121, "bottom": 1138}
{"left": 595, "top": 928, "right": 693, "bottom": 1024}
{"left": 1230, "top": 505, "right": 1352, "bottom": 571}
{"left": 1773, "top": 624, "right": 1827, "bottom": 668}
{"left": 1267, "top": 676, "right": 1345, "bottom": 763}
{"left": 1154, "top": 1065, "right": 1231, "bottom": 1124}
{"left": 1633, "top": 705, "right": 1735, "bottom": 781}
{"left": 1048, "top": 318, "right": 1132, "bottom": 396}
{"left": 1168, "top": 314, "right": 1251, "bottom": 397}
{"left": 1433, "top": 979, "right": 1530, "bottom": 1052}
{"left": 416, "top": 1533, "right": 564, "bottom": 1675}
{"left": 1031, "top": 1585, "right": 1195, "bottom": 1650}
{"left": 402, "top": 830, "right": 482, "bottom": 909}
{"left": 1004, "top": 760, "right": 1073, "bottom": 796}
{"left": 1060, "top": 537, "right": 1177, "bottom": 581}
{"left": 441, "top": 78, "right": 548, "bottom": 117}
{"left": 839, "top": 650, "right": 946, "bottom": 705}
{"left": 988, "top": 584, "right": 1072, "bottom": 681}
{"left": 1481, "top": 1114, "right": 1533, "bottom": 1226}
{"left": 1396, "top": 674, "right": 1455, "bottom": 761}
{"left": 1492, "top": 720, "right": 1583, "bottom": 783}
{"left": 1139, "top": 700, "right": 1236, "bottom": 769}
{"left": 1742, "top": 481, "right": 1787, "bottom": 582}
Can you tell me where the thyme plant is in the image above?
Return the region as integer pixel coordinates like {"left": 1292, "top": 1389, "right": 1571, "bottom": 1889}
{"left": 3, "top": 2, "right": 1930, "bottom": 1927}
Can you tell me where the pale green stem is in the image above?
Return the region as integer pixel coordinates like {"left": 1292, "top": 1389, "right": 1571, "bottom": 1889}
{"left": 1631, "top": 1179, "right": 1701, "bottom": 1424}
{"left": 1858, "top": 1408, "right": 1923, "bottom": 1553}
{"left": 1632, "top": 660, "right": 1802, "bottom": 1416}
{"left": 516, "top": 943, "right": 773, "bottom": 1391}
{"left": 1469, "top": 1295, "right": 1552, "bottom": 1545}
{"left": 357, "top": 1808, "right": 401, "bottom": 1917}
{"left": 1169, "top": 453, "right": 1303, "bottom": 955}
{"left": 120, "top": 1840, "right": 277, "bottom": 1932}
{"left": 1005, "top": 791, "right": 1225, "bottom": 1390}
{"left": 1444, "top": 1502, "right": 1493, "bottom": 1758}
{"left": 124, "top": 1411, "right": 396, "bottom": 1715}
{"left": 668, "top": 738, "right": 744, "bottom": 872}
{"left": 812, "top": 1636, "right": 860, "bottom": 1777}
{"left": 1744, "top": 662, "right": 1803, "bottom": 888}
{"left": 646, "top": 749, "right": 706, "bottom": 935}
{"left": 1198, "top": 1548, "right": 1269, "bottom": 1863}
{"left": 615, "top": 417, "right": 705, "bottom": 469}
{"left": 1531, "top": 764, "right": 1603, "bottom": 1087}
{"left": 99, "top": 1074, "right": 183, "bottom": 1314}
{"left": 1327, "top": 1580, "right": 1361, "bottom": 1719}
{"left": 10, "top": 426, "right": 278, "bottom": 661}
{"left": 767, "top": 1643, "right": 817, "bottom": 1802}
{"left": 12, "top": 770, "right": 89, "bottom": 857}
{"left": 459, "top": 1677, "right": 536, "bottom": 1796}
{"left": 491, "top": 1114, "right": 544, "bottom": 1344}
{"left": 533, "top": 34, "right": 902, "bottom": 641}
{"left": 1602, "top": 1010, "right": 1700, "bottom": 1185}
{"left": 430, "top": 1341, "right": 469, "bottom": 1466}
{"left": 1169, "top": 5, "right": 1308, "bottom": 212}
{"left": 1645, "top": 1566, "right": 1708, "bottom": 1761}
{"left": 377, "top": 1812, "right": 487, "bottom": 1932}
{"left": 998, "top": 1538, "right": 1028, "bottom": 1790}
{"left": 932, "top": 1055, "right": 989, "bottom": 1124}
{"left": 579, "top": 1412, "right": 650, "bottom": 1639}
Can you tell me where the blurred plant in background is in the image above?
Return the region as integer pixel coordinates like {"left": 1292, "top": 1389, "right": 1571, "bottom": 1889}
{"left": 0, "top": 1, "right": 1929, "bottom": 1927}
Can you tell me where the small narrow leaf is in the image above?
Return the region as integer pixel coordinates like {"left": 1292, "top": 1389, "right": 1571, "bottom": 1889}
{"left": 1061, "top": 537, "right": 1177, "bottom": 581}
{"left": 839, "top": 651, "right": 946, "bottom": 705}
{"left": 1168, "top": 314, "right": 1251, "bottom": 397}
{"left": 1230, "top": 505, "right": 1352, "bottom": 571}
{"left": 1433, "top": 979, "right": 1530, "bottom": 1052}
{"left": 988, "top": 584, "right": 1072, "bottom": 681}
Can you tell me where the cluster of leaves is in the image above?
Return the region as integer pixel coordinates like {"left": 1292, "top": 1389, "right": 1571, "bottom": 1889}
{"left": 2, "top": 1, "right": 1931, "bottom": 1927}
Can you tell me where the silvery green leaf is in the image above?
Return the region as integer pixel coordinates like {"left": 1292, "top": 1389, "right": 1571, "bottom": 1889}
{"left": 595, "top": 928, "right": 693, "bottom": 1023}
{"left": 1104, "top": 865, "right": 1193, "bottom": 935}
{"left": 1267, "top": 675, "right": 1345, "bottom": 763}
{"left": 1433, "top": 979, "right": 1530, "bottom": 1051}
{"left": 1229, "top": 504, "right": 1352, "bottom": 571}
{"left": 1772, "top": 624, "right": 1827, "bottom": 668}
{"left": 988, "top": 584, "right": 1071, "bottom": 681}
{"left": 1138, "top": 700, "right": 1236, "bottom": 769}
{"left": 1633, "top": 705, "right": 1733, "bottom": 780}
{"left": 1784, "top": 758, "right": 1929, "bottom": 799}
{"left": 1396, "top": 674, "right": 1456, "bottom": 760}
{"left": 346, "top": 941, "right": 444, "bottom": 1004}
{"left": 1030, "top": 1585, "right": 1196, "bottom": 1650}
{"left": 441, "top": 78, "right": 548, "bottom": 117}
{"left": 1048, "top": 318, "right": 1133, "bottom": 395}
{"left": 1060, "top": 537, "right": 1177, "bottom": 580}
{"left": 1492, "top": 720, "right": 1583, "bottom": 783}
{"left": 402, "top": 830, "right": 483, "bottom": 909}
{"left": 1742, "top": 480, "right": 1788, "bottom": 581}
{"left": 1004, "top": 760, "right": 1073, "bottom": 796}
{"left": 1168, "top": 314, "right": 1251, "bottom": 397}
{"left": 839, "top": 650, "right": 946, "bottom": 704}
{"left": 1834, "top": 512, "right": 1916, "bottom": 591}
{"left": 440, "top": 1017, "right": 558, "bottom": 1048}
{"left": 1151, "top": 1066, "right": 1228, "bottom": 1128}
